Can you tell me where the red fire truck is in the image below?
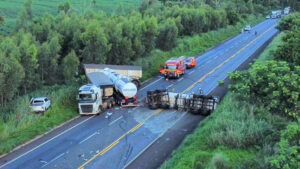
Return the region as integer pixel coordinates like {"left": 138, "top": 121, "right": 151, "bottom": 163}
{"left": 159, "top": 56, "right": 186, "bottom": 79}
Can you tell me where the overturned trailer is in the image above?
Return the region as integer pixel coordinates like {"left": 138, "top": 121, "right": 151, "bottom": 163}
{"left": 146, "top": 89, "right": 218, "bottom": 116}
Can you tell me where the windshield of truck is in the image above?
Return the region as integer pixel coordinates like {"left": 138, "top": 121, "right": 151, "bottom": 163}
{"left": 78, "top": 94, "right": 93, "bottom": 101}
{"left": 166, "top": 65, "right": 177, "bottom": 70}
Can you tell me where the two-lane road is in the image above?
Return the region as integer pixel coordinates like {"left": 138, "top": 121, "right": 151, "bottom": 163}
{"left": 0, "top": 18, "right": 279, "bottom": 169}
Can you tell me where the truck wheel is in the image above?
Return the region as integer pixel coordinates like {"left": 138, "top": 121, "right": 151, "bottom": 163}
{"left": 132, "top": 80, "right": 140, "bottom": 89}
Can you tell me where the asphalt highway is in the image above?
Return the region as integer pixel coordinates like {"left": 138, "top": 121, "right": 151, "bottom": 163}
{"left": 0, "top": 18, "right": 279, "bottom": 169}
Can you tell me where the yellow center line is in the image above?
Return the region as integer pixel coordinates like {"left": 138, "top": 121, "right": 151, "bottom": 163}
{"left": 182, "top": 24, "right": 276, "bottom": 94}
{"left": 78, "top": 24, "right": 276, "bottom": 169}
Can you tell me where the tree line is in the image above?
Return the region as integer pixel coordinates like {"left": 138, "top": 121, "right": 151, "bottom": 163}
{"left": 0, "top": 0, "right": 296, "bottom": 106}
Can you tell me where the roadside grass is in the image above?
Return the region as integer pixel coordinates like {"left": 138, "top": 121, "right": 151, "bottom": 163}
{"left": 160, "top": 32, "right": 286, "bottom": 169}
{"left": 0, "top": 0, "right": 140, "bottom": 35}
{"left": 135, "top": 15, "right": 265, "bottom": 81}
{"left": 0, "top": 85, "right": 78, "bottom": 155}
{"left": 256, "top": 32, "right": 285, "bottom": 62}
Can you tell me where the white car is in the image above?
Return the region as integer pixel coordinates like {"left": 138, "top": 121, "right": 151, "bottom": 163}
{"left": 266, "top": 15, "right": 271, "bottom": 19}
{"left": 30, "top": 97, "right": 51, "bottom": 113}
{"left": 244, "top": 25, "right": 251, "bottom": 31}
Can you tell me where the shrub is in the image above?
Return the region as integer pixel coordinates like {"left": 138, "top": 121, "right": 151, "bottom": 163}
{"left": 270, "top": 122, "right": 300, "bottom": 169}
{"left": 208, "top": 152, "right": 230, "bottom": 169}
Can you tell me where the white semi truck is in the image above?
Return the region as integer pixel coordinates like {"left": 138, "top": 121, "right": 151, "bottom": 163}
{"left": 146, "top": 89, "right": 218, "bottom": 116}
{"left": 78, "top": 68, "right": 139, "bottom": 115}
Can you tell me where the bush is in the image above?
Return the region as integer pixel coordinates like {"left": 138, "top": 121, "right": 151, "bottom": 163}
{"left": 229, "top": 61, "right": 300, "bottom": 119}
{"left": 271, "top": 122, "right": 300, "bottom": 169}
{"left": 208, "top": 153, "right": 230, "bottom": 169}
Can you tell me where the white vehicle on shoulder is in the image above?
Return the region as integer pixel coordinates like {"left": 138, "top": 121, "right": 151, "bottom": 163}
{"left": 30, "top": 97, "right": 51, "bottom": 113}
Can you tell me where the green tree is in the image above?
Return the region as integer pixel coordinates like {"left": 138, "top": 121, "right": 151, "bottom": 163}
{"left": 58, "top": 0, "right": 71, "bottom": 14}
{"left": 0, "top": 16, "right": 5, "bottom": 25}
{"left": 81, "top": 21, "right": 111, "bottom": 64}
{"left": 15, "top": 0, "right": 33, "bottom": 31}
{"left": 38, "top": 34, "right": 61, "bottom": 85}
{"left": 18, "top": 33, "right": 39, "bottom": 93}
{"left": 0, "top": 38, "right": 24, "bottom": 106}
{"left": 225, "top": 6, "right": 240, "bottom": 25}
{"left": 271, "top": 122, "right": 300, "bottom": 169}
{"left": 274, "top": 29, "right": 300, "bottom": 67}
{"left": 62, "top": 50, "right": 79, "bottom": 84}
{"left": 156, "top": 18, "right": 178, "bottom": 50}
{"left": 229, "top": 61, "right": 300, "bottom": 118}
{"left": 106, "top": 19, "right": 134, "bottom": 64}
{"left": 277, "top": 13, "right": 300, "bottom": 31}
{"left": 141, "top": 16, "right": 158, "bottom": 54}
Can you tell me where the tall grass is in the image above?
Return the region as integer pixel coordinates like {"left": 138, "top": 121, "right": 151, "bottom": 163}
{"left": 0, "top": 85, "right": 77, "bottom": 155}
{"left": 135, "top": 15, "right": 264, "bottom": 81}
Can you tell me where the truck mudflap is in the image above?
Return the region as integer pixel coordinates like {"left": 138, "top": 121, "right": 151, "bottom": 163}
{"left": 120, "top": 97, "right": 139, "bottom": 107}
{"left": 146, "top": 89, "right": 218, "bottom": 116}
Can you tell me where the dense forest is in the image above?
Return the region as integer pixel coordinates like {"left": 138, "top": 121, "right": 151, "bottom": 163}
{"left": 161, "top": 13, "right": 300, "bottom": 169}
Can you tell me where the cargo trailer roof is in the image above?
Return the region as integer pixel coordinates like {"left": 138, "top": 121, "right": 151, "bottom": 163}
{"left": 83, "top": 64, "right": 142, "bottom": 71}
{"left": 86, "top": 72, "right": 114, "bottom": 87}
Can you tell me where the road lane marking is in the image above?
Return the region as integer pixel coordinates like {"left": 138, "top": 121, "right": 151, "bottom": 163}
{"left": 77, "top": 23, "right": 276, "bottom": 169}
{"left": 188, "top": 70, "right": 195, "bottom": 75}
{"left": 79, "top": 132, "right": 99, "bottom": 144}
{"left": 166, "top": 84, "right": 173, "bottom": 89}
{"left": 177, "top": 78, "right": 183, "bottom": 82}
{"left": 139, "top": 77, "right": 163, "bottom": 91}
{"left": 108, "top": 116, "right": 123, "bottom": 126}
{"left": 0, "top": 116, "right": 95, "bottom": 169}
{"left": 182, "top": 24, "right": 276, "bottom": 94}
{"left": 78, "top": 109, "right": 163, "bottom": 169}
{"left": 41, "top": 153, "right": 65, "bottom": 168}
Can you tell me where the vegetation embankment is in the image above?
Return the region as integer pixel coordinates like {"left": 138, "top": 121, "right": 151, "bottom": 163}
{"left": 0, "top": 0, "right": 296, "bottom": 155}
{"left": 0, "top": 86, "right": 77, "bottom": 154}
{"left": 161, "top": 13, "right": 300, "bottom": 169}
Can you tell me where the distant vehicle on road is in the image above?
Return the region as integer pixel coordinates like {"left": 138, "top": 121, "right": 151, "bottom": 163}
{"left": 184, "top": 57, "right": 197, "bottom": 69}
{"left": 244, "top": 25, "right": 251, "bottom": 31}
{"left": 30, "top": 97, "right": 51, "bottom": 113}
{"left": 284, "top": 7, "right": 290, "bottom": 15}
{"left": 271, "top": 10, "right": 282, "bottom": 19}
{"left": 266, "top": 15, "right": 271, "bottom": 19}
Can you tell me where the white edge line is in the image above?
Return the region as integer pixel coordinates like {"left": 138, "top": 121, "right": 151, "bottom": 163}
{"left": 79, "top": 132, "right": 99, "bottom": 144}
{"left": 122, "top": 112, "right": 187, "bottom": 169}
{"left": 139, "top": 77, "right": 163, "bottom": 91}
{"left": 0, "top": 116, "right": 94, "bottom": 168}
{"left": 108, "top": 116, "right": 123, "bottom": 126}
{"left": 41, "top": 153, "right": 65, "bottom": 168}
{"left": 166, "top": 84, "right": 173, "bottom": 89}
{"left": 177, "top": 78, "right": 183, "bottom": 82}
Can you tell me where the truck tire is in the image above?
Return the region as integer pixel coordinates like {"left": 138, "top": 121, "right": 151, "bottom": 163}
{"left": 132, "top": 79, "right": 140, "bottom": 89}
